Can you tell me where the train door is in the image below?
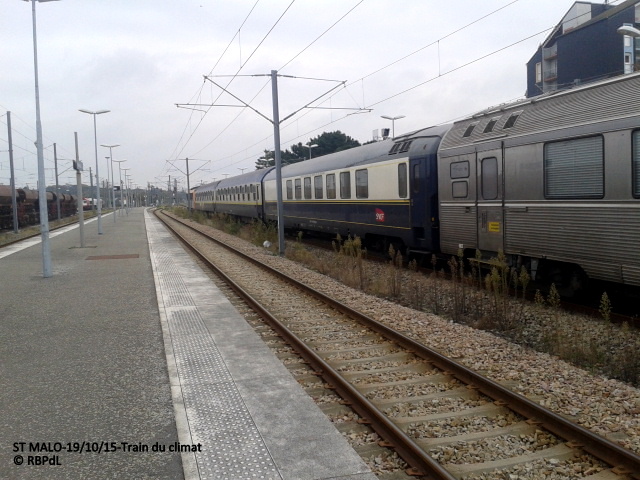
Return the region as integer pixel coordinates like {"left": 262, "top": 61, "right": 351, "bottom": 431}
{"left": 476, "top": 147, "right": 504, "bottom": 253}
{"left": 409, "top": 157, "right": 426, "bottom": 238}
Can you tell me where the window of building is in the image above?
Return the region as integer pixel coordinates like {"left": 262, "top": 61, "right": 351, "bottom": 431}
{"left": 481, "top": 157, "right": 498, "bottom": 200}
{"left": 450, "top": 161, "right": 469, "bottom": 179}
{"left": 535, "top": 62, "right": 542, "bottom": 83}
{"left": 314, "top": 175, "right": 323, "bottom": 199}
{"left": 304, "top": 177, "right": 312, "bottom": 199}
{"left": 633, "top": 130, "right": 640, "bottom": 198}
{"left": 340, "top": 171, "right": 351, "bottom": 199}
{"left": 295, "top": 178, "right": 302, "bottom": 200}
{"left": 398, "top": 163, "right": 407, "bottom": 198}
{"left": 544, "top": 136, "right": 604, "bottom": 198}
{"left": 286, "top": 180, "right": 293, "bottom": 200}
{"left": 355, "top": 169, "right": 368, "bottom": 198}
{"left": 326, "top": 174, "right": 336, "bottom": 199}
{"left": 452, "top": 181, "right": 468, "bottom": 198}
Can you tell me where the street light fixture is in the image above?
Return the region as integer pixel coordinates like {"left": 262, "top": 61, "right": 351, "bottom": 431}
{"left": 307, "top": 143, "right": 318, "bottom": 159}
{"left": 24, "top": 0, "right": 60, "bottom": 278}
{"left": 101, "top": 143, "right": 120, "bottom": 222}
{"left": 381, "top": 115, "right": 405, "bottom": 138}
{"left": 617, "top": 24, "right": 640, "bottom": 38}
{"left": 79, "top": 109, "right": 110, "bottom": 234}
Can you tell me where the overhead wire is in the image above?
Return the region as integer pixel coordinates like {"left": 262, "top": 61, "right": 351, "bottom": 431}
{"left": 167, "top": 0, "right": 262, "bottom": 163}
{"left": 179, "top": 0, "right": 627, "bottom": 184}
{"left": 188, "top": 0, "right": 527, "bottom": 178}
{"left": 169, "top": 0, "right": 297, "bottom": 167}
{"left": 182, "top": 0, "right": 366, "bottom": 176}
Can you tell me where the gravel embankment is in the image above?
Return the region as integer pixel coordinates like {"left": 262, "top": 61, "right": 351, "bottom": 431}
{"left": 182, "top": 217, "right": 640, "bottom": 456}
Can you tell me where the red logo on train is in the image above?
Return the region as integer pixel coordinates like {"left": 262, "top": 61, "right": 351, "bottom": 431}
{"left": 375, "top": 208, "right": 385, "bottom": 222}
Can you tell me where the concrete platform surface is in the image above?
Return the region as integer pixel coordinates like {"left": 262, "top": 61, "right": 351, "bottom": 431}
{"left": 0, "top": 208, "right": 376, "bottom": 480}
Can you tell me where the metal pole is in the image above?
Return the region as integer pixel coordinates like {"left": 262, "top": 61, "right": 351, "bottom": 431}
{"left": 89, "top": 166, "right": 94, "bottom": 211}
{"left": 91, "top": 114, "right": 102, "bottom": 234}
{"left": 7, "top": 111, "right": 19, "bottom": 233}
{"left": 30, "top": 0, "right": 52, "bottom": 277}
{"left": 186, "top": 157, "right": 191, "bottom": 212}
{"left": 110, "top": 155, "right": 116, "bottom": 219}
{"left": 54, "top": 143, "right": 60, "bottom": 220}
{"left": 74, "top": 132, "right": 85, "bottom": 248}
{"left": 118, "top": 163, "right": 123, "bottom": 215}
{"left": 271, "top": 70, "right": 285, "bottom": 256}
{"left": 105, "top": 157, "right": 110, "bottom": 209}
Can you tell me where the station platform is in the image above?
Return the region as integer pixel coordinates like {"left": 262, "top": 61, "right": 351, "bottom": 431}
{"left": 0, "top": 207, "right": 375, "bottom": 480}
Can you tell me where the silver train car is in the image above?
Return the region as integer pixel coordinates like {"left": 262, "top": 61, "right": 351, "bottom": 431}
{"left": 438, "top": 72, "right": 640, "bottom": 293}
{"left": 193, "top": 72, "right": 640, "bottom": 294}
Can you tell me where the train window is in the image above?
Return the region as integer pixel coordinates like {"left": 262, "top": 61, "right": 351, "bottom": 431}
{"left": 295, "top": 179, "right": 302, "bottom": 200}
{"left": 314, "top": 176, "right": 323, "bottom": 199}
{"left": 452, "top": 181, "right": 468, "bottom": 198}
{"left": 481, "top": 157, "right": 498, "bottom": 200}
{"left": 503, "top": 111, "right": 522, "bottom": 129}
{"left": 398, "top": 163, "right": 407, "bottom": 198}
{"left": 388, "top": 143, "right": 402, "bottom": 155}
{"left": 326, "top": 174, "right": 336, "bottom": 199}
{"left": 286, "top": 180, "right": 293, "bottom": 200}
{"left": 399, "top": 141, "right": 412, "bottom": 153}
{"left": 340, "top": 171, "right": 351, "bottom": 199}
{"left": 462, "top": 122, "right": 478, "bottom": 138}
{"left": 483, "top": 116, "right": 501, "bottom": 133}
{"left": 544, "top": 136, "right": 604, "bottom": 199}
{"left": 304, "top": 177, "right": 312, "bottom": 199}
{"left": 355, "top": 169, "right": 368, "bottom": 199}
{"left": 413, "top": 164, "right": 420, "bottom": 194}
{"left": 450, "top": 161, "right": 469, "bottom": 179}
{"left": 632, "top": 130, "right": 640, "bottom": 197}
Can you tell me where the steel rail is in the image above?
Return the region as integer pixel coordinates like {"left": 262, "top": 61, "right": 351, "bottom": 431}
{"left": 155, "top": 211, "right": 454, "bottom": 478}
{"left": 157, "top": 211, "right": 640, "bottom": 479}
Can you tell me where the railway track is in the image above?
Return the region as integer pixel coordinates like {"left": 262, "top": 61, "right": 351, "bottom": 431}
{"left": 156, "top": 210, "right": 640, "bottom": 480}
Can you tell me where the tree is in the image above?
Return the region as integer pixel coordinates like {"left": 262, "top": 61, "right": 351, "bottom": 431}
{"left": 254, "top": 131, "right": 361, "bottom": 169}
{"left": 254, "top": 149, "right": 302, "bottom": 170}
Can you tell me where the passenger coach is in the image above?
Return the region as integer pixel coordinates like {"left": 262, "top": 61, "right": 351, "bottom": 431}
{"left": 438, "top": 71, "right": 640, "bottom": 293}
{"left": 194, "top": 167, "right": 273, "bottom": 219}
{"left": 262, "top": 125, "right": 449, "bottom": 254}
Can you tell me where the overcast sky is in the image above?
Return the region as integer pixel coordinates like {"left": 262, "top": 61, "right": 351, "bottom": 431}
{"left": 1, "top": 0, "right": 584, "bottom": 192}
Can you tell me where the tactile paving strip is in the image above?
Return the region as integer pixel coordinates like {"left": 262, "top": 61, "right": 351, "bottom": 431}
{"left": 146, "top": 216, "right": 283, "bottom": 480}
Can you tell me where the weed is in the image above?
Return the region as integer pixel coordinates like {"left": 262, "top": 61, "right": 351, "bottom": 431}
{"left": 599, "top": 292, "right": 612, "bottom": 323}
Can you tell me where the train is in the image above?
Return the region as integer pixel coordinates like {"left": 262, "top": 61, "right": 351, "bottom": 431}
{"left": 0, "top": 186, "right": 78, "bottom": 229}
{"left": 193, "top": 71, "right": 640, "bottom": 296}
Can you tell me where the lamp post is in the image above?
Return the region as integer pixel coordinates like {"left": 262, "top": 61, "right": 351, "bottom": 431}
{"left": 122, "top": 168, "right": 131, "bottom": 214}
{"left": 113, "top": 159, "right": 126, "bottom": 215}
{"left": 307, "top": 143, "right": 318, "bottom": 159}
{"left": 79, "top": 109, "right": 109, "bottom": 234}
{"left": 24, "top": 0, "right": 59, "bottom": 278}
{"left": 381, "top": 115, "right": 405, "bottom": 138}
{"left": 101, "top": 143, "right": 119, "bottom": 222}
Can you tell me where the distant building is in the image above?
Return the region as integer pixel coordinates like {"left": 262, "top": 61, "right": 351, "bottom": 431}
{"left": 526, "top": 0, "right": 640, "bottom": 97}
